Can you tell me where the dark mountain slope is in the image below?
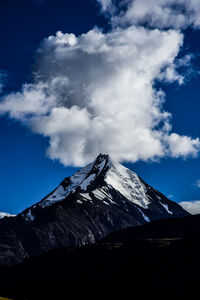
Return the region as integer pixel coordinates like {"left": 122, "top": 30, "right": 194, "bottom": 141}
{"left": 0, "top": 214, "right": 200, "bottom": 300}
{"left": 102, "top": 212, "right": 200, "bottom": 242}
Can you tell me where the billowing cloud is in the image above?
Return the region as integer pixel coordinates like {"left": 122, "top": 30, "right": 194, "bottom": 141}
{"left": 98, "top": 0, "right": 200, "bottom": 29}
{"left": 0, "top": 1, "right": 200, "bottom": 166}
{"left": 166, "top": 133, "right": 200, "bottom": 158}
{"left": 179, "top": 201, "right": 200, "bottom": 214}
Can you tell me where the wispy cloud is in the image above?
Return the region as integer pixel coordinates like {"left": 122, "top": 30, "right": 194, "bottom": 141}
{"left": 194, "top": 179, "right": 200, "bottom": 188}
{"left": 0, "top": 71, "right": 7, "bottom": 94}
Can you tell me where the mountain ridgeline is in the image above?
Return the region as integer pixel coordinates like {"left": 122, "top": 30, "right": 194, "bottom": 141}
{"left": 0, "top": 154, "right": 188, "bottom": 265}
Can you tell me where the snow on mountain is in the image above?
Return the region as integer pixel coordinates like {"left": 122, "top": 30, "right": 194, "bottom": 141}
{"left": 0, "top": 153, "right": 189, "bottom": 266}
{"left": 104, "top": 157, "right": 150, "bottom": 208}
{"left": 38, "top": 160, "right": 95, "bottom": 208}
{"left": 159, "top": 202, "right": 173, "bottom": 214}
{"left": 22, "top": 153, "right": 189, "bottom": 224}
{"left": 0, "top": 212, "right": 16, "bottom": 219}
{"left": 39, "top": 154, "right": 149, "bottom": 209}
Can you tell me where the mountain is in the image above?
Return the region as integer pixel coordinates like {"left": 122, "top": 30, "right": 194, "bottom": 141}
{"left": 0, "top": 153, "right": 188, "bottom": 265}
{"left": 0, "top": 214, "right": 200, "bottom": 300}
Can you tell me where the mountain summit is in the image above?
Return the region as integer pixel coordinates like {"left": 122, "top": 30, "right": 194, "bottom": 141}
{"left": 38, "top": 153, "right": 153, "bottom": 209}
{"left": 0, "top": 154, "right": 188, "bottom": 265}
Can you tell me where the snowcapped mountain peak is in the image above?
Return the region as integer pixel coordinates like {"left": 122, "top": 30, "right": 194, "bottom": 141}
{"left": 79, "top": 153, "right": 126, "bottom": 178}
{"left": 93, "top": 153, "right": 109, "bottom": 164}
{"left": 81, "top": 153, "right": 113, "bottom": 175}
{"left": 21, "top": 153, "right": 188, "bottom": 224}
{"left": 69, "top": 153, "right": 116, "bottom": 189}
{"left": 104, "top": 159, "right": 149, "bottom": 208}
{"left": 77, "top": 153, "right": 150, "bottom": 208}
{"left": 69, "top": 153, "right": 110, "bottom": 190}
{"left": 38, "top": 153, "right": 111, "bottom": 208}
{"left": 0, "top": 155, "right": 189, "bottom": 266}
{"left": 37, "top": 153, "right": 149, "bottom": 209}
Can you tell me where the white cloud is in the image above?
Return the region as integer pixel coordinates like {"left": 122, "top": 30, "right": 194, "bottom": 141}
{"left": 0, "top": 81, "right": 57, "bottom": 120}
{"left": 157, "top": 64, "right": 184, "bottom": 85}
{"left": 97, "top": 0, "right": 112, "bottom": 12}
{"left": 157, "top": 54, "right": 195, "bottom": 84}
{"left": 0, "top": 2, "right": 199, "bottom": 166}
{"left": 179, "top": 201, "right": 200, "bottom": 214}
{"left": 0, "top": 26, "right": 199, "bottom": 166}
{"left": 100, "top": 0, "right": 200, "bottom": 29}
{"left": 166, "top": 133, "right": 200, "bottom": 158}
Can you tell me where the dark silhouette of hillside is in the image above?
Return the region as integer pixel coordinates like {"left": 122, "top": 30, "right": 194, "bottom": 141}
{"left": 1, "top": 214, "right": 200, "bottom": 299}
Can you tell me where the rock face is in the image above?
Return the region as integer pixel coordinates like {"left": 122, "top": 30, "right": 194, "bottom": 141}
{"left": 0, "top": 154, "right": 189, "bottom": 265}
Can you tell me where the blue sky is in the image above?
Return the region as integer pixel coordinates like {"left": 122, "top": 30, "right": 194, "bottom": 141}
{"left": 0, "top": 0, "right": 200, "bottom": 214}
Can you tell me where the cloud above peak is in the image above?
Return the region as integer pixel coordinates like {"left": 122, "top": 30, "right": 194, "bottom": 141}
{"left": 97, "top": 0, "right": 200, "bottom": 29}
{"left": 0, "top": 1, "right": 200, "bottom": 166}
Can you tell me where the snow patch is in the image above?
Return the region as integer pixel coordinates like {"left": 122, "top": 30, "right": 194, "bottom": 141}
{"left": 40, "top": 185, "right": 68, "bottom": 208}
{"left": 92, "top": 189, "right": 106, "bottom": 200}
{"left": 160, "top": 202, "right": 173, "bottom": 215}
{"left": 80, "top": 193, "right": 92, "bottom": 200}
{"left": 138, "top": 208, "right": 150, "bottom": 222}
{"left": 0, "top": 212, "right": 16, "bottom": 219}
{"left": 70, "top": 161, "right": 94, "bottom": 185}
{"left": 103, "top": 201, "right": 109, "bottom": 205}
{"left": 92, "top": 187, "right": 117, "bottom": 205}
{"left": 80, "top": 174, "right": 96, "bottom": 191}
{"left": 97, "top": 159, "right": 106, "bottom": 174}
{"left": 40, "top": 159, "right": 97, "bottom": 207}
{"left": 105, "top": 157, "right": 149, "bottom": 208}
{"left": 24, "top": 210, "right": 35, "bottom": 222}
